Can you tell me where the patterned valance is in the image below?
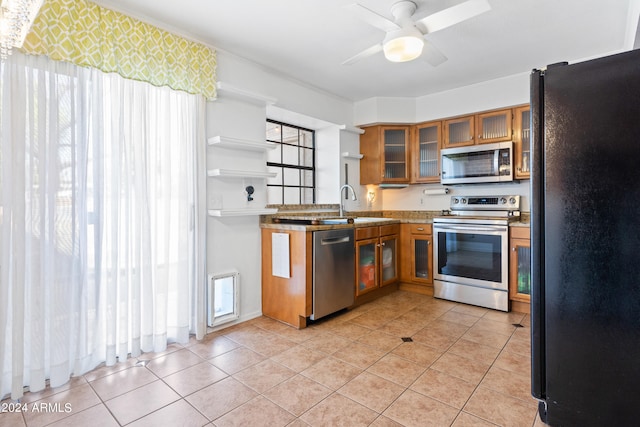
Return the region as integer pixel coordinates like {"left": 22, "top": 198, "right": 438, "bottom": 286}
{"left": 21, "top": 0, "right": 217, "bottom": 99}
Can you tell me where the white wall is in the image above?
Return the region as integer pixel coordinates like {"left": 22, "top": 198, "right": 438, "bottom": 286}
{"left": 315, "top": 126, "right": 340, "bottom": 204}
{"left": 206, "top": 96, "right": 268, "bottom": 324}
{"left": 353, "top": 71, "right": 532, "bottom": 212}
{"left": 217, "top": 51, "right": 355, "bottom": 126}
{"left": 338, "top": 128, "right": 366, "bottom": 212}
{"left": 207, "top": 51, "right": 356, "bottom": 327}
{"left": 353, "top": 97, "right": 416, "bottom": 126}
{"left": 415, "top": 73, "right": 530, "bottom": 122}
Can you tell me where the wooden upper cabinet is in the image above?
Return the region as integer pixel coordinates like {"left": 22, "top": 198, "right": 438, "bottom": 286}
{"left": 361, "top": 104, "right": 525, "bottom": 184}
{"left": 513, "top": 105, "right": 531, "bottom": 179}
{"left": 476, "top": 108, "right": 513, "bottom": 144}
{"left": 411, "top": 121, "right": 441, "bottom": 183}
{"left": 443, "top": 108, "right": 513, "bottom": 148}
{"left": 443, "top": 115, "right": 475, "bottom": 148}
{"left": 360, "top": 125, "right": 410, "bottom": 184}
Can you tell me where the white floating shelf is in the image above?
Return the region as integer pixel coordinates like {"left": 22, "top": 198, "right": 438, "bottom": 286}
{"left": 208, "top": 136, "right": 276, "bottom": 152}
{"left": 207, "top": 169, "right": 277, "bottom": 179}
{"left": 341, "top": 152, "right": 364, "bottom": 160}
{"left": 215, "top": 82, "right": 277, "bottom": 106}
{"left": 208, "top": 208, "right": 278, "bottom": 217}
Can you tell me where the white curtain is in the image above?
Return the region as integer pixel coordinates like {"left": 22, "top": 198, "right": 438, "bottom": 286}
{"left": 0, "top": 52, "right": 207, "bottom": 400}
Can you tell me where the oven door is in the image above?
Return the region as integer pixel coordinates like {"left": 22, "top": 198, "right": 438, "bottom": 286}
{"left": 433, "top": 222, "right": 509, "bottom": 290}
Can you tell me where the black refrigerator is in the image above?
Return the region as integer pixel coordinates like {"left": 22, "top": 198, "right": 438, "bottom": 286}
{"left": 531, "top": 48, "right": 640, "bottom": 426}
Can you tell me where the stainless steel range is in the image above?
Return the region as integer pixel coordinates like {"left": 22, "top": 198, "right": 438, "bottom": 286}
{"left": 433, "top": 195, "right": 521, "bottom": 311}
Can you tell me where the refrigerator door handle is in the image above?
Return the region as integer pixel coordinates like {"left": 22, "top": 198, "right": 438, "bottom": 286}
{"left": 530, "top": 68, "right": 546, "bottom": 402}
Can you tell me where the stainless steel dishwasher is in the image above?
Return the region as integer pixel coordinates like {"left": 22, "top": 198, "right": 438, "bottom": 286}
{"left": 311, "top": 228, "right": 355, "bottom": 320}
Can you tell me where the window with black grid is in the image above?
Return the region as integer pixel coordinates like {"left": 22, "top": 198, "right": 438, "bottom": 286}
{"left": 266, "top": 120, "right": 315, "bottom": 204}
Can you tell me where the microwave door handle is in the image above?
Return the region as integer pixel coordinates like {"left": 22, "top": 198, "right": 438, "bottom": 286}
{"left": 494, "top": 149, "right": 499, "bottom": 174}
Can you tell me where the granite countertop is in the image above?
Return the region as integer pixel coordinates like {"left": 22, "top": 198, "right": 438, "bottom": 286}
{"left": 260, "top": 208, "right": 440, "bottom": 230}
{"left": 260, "top": 207, "right": 530, "bottom": 230}
{"left": 510, "top": 212, "right": 530, "bottom": 227}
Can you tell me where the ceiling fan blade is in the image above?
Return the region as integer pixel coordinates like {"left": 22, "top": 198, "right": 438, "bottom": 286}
{"left": 422, "top": 41, "right": 448, "bottom": 67}
{"left": 345, "top": 3, "right": 400, "bottom": 33}
{"left": 415, "top": 0, "right": 491, "bottom": 34}
{"left": 342, "top": 43, "right": 383, "bottom": 65}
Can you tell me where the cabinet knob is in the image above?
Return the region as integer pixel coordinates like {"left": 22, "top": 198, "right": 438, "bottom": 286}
{"left": 512, "top": 247, "right": 516, "bottom": 252}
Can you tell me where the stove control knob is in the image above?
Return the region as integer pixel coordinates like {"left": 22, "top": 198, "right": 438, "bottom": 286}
{"left": 461, "top": 198, "right": 467, "bottom": 204}
{"left": 500, "top": 197, "right": 507, "bottom": 204}
{"left": 509, "top": 197, "right": 517, "bottom": 205}
{"left": 453, "top": 198, "right": 460, "bottom": 204}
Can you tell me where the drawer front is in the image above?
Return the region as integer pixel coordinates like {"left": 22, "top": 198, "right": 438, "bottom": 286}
{"left": 356, "top": 226, "right": 379, "bottom": 240}
{"left": 510, "top": 226, "right": 530, "bottom": 240}
{"left": 408, "top": 223, "right": 432, "bottom": 235}
{"left": 379, "top": 223, "right": 400, "bottom": 236}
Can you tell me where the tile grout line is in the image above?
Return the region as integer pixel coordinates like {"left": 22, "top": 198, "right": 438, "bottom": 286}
{"left": 12, "top": 294, "right": 533, "bottom": 427}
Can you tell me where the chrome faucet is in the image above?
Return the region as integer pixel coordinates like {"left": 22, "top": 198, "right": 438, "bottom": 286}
{"left": 339, "top": 184, "right": 357, "bottom": 217}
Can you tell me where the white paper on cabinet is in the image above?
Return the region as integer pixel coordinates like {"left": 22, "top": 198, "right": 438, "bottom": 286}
{"left": 271, "top": 233, "right": 291, "bottom": 278}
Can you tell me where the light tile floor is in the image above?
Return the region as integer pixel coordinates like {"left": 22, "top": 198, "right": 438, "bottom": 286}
{"left": 1, "top": 291, "right": 548, "bottom": 427}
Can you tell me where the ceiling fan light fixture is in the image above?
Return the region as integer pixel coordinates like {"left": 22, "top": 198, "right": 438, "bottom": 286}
{"left": 382, "top": 28, "right": 424, "bottom": 62}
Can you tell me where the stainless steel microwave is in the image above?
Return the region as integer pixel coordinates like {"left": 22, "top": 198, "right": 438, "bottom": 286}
{"left": 440, "top": 141, "right": 513, "bottom": 184}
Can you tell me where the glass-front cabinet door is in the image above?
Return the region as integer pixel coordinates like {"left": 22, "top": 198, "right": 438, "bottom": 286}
{"left": 410, "top": 235, "right": 433, "bottom": 284}
{"left": 379, "top": 235, "right": 398, "bottom": 286}
{"left": 513, "top": 105, "right": 531, "bottom": 179}
{"left": 359, "top": 125, "right": 409, "bottom": 185}
{"left": 412, "top": 121, "right": 441, "bottom": 183}
{"left": 356, "top": 238, "right": 379, "bottom": 296}
{"left": 443, "top": 116, "right": 474, "bottom": 148}
{"left": 476, "top": 109, "right": 513, "bottom": 144}
{"left": 382, "top": 126, "right": 409, "bottom": 182}
{"left": 509, "top": 228, "right": 531, "bottom": 302}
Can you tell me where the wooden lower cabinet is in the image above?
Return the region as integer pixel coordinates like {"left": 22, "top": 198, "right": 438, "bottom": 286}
{"left": 261, "top": 224, "right": 400, "bottom": 327}
{"left": 509, "top": 226, "right": 531, "bottom": 314}
{"left": 261, "top": 228, "right": 312, "bottom": 328}
{"left": 355, "top": 224, "right": 400, "bottom": 302}
{"left": 261, "top": 222, "right": 530, "bottom": 326}
{"left": 399, "top": 223, "right": 434, "bottom": 295}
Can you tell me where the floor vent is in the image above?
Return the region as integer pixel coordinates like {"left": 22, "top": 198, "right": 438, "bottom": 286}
{"left": 401, "top": 337, "right": 413, "bottom": 342}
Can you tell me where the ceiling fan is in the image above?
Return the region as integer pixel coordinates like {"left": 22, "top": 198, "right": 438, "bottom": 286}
{"left": 343, "top": 0, "right": 491, "bottom": 66}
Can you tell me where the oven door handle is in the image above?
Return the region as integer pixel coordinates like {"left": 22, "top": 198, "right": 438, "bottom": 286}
{"left": 434, "top": 225, "right": 508, "bottom": 233}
